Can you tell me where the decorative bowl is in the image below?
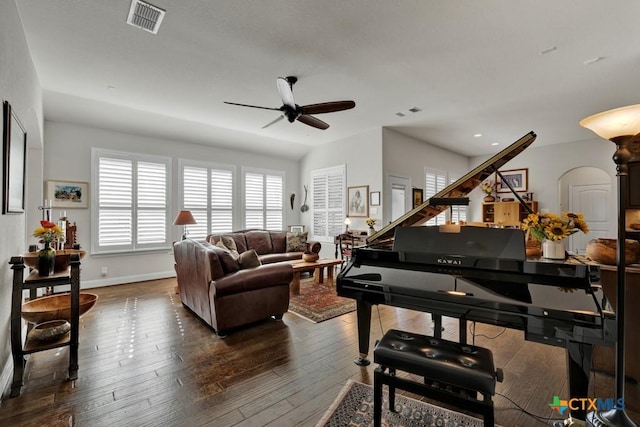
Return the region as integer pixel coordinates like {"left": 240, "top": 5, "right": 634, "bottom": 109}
{"left": 22, "top": 249, "right": 86, "bottom": 273}
{"left": 501, "top": 198, "right": 515, "bottom": 202}
{"left": 302, "top": 252, "right": 319, "bottom": 262}
{"left": 586, "top": 238, "right": 640, "bottom": 266}
{"left": 21, "top": 293, "right": 98, "bottom": 324}
{"left": 29, "top": 319, "right": 71, "bottom": 342}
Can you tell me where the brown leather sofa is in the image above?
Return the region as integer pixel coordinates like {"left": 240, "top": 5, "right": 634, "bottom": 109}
{"left": 207, "top": 229, "right": 321, "bottom": 263}
{"left": 173, "top": 239, "right": 294, "bottom": 336}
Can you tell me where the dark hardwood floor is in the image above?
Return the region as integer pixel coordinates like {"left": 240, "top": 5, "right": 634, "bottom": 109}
{"left": 1, "top": 277, "right": 638, "bottom": 426}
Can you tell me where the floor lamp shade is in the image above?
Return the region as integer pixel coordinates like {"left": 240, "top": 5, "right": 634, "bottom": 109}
{"left": 173, "top": 210, "right": 196, "bottom": 240}
{"left": 580, "top": 105, "right": 640, "bottom": 427}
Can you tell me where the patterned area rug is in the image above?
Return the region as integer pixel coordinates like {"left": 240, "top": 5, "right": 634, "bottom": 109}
{"left": 288, "top": 276, "right": 356, "bottom": 323}
{"left": 317, "top": 379, "right": 492, "bottom": 427}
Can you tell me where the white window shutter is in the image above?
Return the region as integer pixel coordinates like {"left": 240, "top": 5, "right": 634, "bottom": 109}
{"left": 312, "top": 165, "right": 345, "bottom": 240}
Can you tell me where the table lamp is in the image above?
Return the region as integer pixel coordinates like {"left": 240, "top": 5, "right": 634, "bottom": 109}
{"left": 344, "top": 217, "right": 351, "bottom": 232}
{"left": 580, "top": 104, "right": 640, "bottom": 427}
{"left": 173, "top": 210, "right": 196, "bottom": 240}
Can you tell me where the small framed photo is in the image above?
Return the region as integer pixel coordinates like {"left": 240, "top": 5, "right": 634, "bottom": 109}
{"left": 3, "top": 101, "right": 27, "bottom": 214}
{"left": 288, "top": 225, "right": 305, "bottom": 233}
{"left": 347, "top": 185, "right": 369, "bottom": 217}
{"left": 497, "top": 168, "right": 528, "bottom": 193}
{"left": 46, "top": 180, "right": 89, "bottom": 208}
{"left": 412, "top": 188, "right": 423, "bottom": 209}
{"left": 370, "top": 191, "right": 380, "bottom": 206}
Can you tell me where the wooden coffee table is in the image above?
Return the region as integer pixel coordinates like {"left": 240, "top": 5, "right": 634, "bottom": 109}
{"left": 287, "top": 258, "right": 343, "bottom": 295}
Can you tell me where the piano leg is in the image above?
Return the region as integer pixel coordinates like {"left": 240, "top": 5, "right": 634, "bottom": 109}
{"left": 354, "top": 300, "right": 372, "bottom": 366}
{"left": 565, "top": 340, "right": 594, "bottom": 421}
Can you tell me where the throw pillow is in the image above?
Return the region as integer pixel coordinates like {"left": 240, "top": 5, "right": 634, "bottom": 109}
{"left": 210, "top": 243, "right": 240, "bottom": 274}
{"left": 215, "top": 240, "right": 239, "bottom": 259}
{"left": 286, "top": 231, "right": 308, "bottom": 252}
{"left": 221, "top": 235, "right": 238, "bottom": 252}
{"left": 238, "top": 249, "right": 262, "bottom": 269}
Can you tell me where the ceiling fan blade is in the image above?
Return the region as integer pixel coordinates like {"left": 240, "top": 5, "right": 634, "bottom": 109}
{"left": 297, "top": 114, "right": 329, "bottom": 130}
{"left": 262, "top": 115, "right": 285, "bottom": 129}
{"left": 277, "top": 77, "right": 296, "bottom": 109}
{"left": 224, "top": 101, "right": 281, "bottom": 111}
{"left": 301, "top": 101, "right": 356, "bottom": 115}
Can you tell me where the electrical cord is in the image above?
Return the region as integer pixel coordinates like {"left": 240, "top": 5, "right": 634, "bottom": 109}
{"left": 496, "top": 392, "right": 565, "bottom": 424}
{"left": 469, "top": 321, "right": 507, "bottom": 342}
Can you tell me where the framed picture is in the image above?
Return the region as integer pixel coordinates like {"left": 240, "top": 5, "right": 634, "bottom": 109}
{"left": 497, "top": 168, "right": 528, "bottom": 193}
{"left": 370, "top": 191, "right": 380, "bottom": 206}
{"left": 3, "top": 101, "right": 27, "bottom": 214}
{"left": 347, "top": 185, "right": 369, "bottom": 217}
{"left": 412, "top": 188, "right": 423, "bottom": 209}
{"left": 45, "top": 180, "right": 89, "bottom": 208}
{"left": 288, "top": 225, "right": 305, "bottom": 233}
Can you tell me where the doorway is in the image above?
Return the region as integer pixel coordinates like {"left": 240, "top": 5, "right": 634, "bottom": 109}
{"left": 387, "top": 174, "right": 411, "bottom": 223}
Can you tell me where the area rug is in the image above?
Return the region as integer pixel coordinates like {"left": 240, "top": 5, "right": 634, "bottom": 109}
{"left": 288, "top": 276, "right": 356, "bottom": 323}
{"left": 316, "top": 379, "right": 492, "bottom": 427}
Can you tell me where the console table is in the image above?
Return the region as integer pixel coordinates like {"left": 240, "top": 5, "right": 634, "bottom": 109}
{"left": 9, "top": 254, "right": 81, "bottom": 397}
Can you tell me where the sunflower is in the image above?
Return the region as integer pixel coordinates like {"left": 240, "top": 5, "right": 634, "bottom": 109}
{"left": 521, "top": 211, "right": 589, "bottom": 242}
{"left": 544, "top": 221, "right": 570, "bottom": 241}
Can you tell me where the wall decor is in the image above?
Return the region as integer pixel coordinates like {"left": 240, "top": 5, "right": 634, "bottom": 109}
{"left": 45, "top": 180, "right": 89, "bottom": 209}
{"left": 412, "top": 188, "right": 423, "bottom": 209}
{"left": 370, "top": 191, "right": 380, "bottom": 206}
{"left": 347, "top": 185, "right": 369, "bottom": 217}
{"left": 3, "top": 101, "right": 27, "bottom": 214}
{"left": 288, "top": 225, "right": 305, "bottom": 233}
{"left": 496, "top": 168, "right": 528, "bottom": 193}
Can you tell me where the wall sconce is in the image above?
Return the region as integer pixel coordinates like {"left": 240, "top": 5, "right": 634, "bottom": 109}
{"left": 173, "top": 210, "right": 196, "bottom": 240}
{"left": 580, "top": 104, "right": 640, "bottom": 427}
{"left": 344, "top": 217, "right": 351, "bottom": 232}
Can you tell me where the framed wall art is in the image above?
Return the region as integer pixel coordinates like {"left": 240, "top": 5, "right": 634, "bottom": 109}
{"left": 496, "top": 168, "right": 528, "bottom": 193}
{"left": 347, "top": 185, "right": 369, "bottom": 217}
{"left": 46, "top": 180, "right": 89, "bottom": 209}
{"left": 369, "top": 191, "right": 380, "bottom": 206}
{"left": 412, "top": 188, "right": 423, "bottom": 209}
{"left": 2, "top": 101, "right": 27, "bottom": 214}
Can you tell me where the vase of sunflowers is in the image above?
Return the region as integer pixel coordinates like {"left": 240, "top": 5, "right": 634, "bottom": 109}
{"left": 521, "top": 212, "right": 589, "bottom": 260}
{"left": 366, "top": 218, "right": 377, "bottom": 236}
{"left": 481, "top": 181, "right": 497, "bottom": 202}
{"left": 33, "top": 220, "right": 65, "bottom": 276}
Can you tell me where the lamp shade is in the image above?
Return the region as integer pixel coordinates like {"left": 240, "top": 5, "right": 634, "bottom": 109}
{"left": 173, "top": 210, "right": 196, "bottom": 226}
{"left": 580, "top": 104, "right": 640, "bottom": 140}
{"left": 344, "top": 217, "right": 352, "bottom": 225}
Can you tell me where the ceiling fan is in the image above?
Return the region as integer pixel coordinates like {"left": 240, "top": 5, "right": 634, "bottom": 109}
{"left": 224, "top": 76, "right": 355, "bottom": 130}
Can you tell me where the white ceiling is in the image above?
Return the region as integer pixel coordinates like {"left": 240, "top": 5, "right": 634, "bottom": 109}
{"left": 14, "top": 0, "right": 640, "bottom": 160}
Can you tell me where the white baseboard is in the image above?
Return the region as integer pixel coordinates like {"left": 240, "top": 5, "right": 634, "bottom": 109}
{"left": 81, "top": 270, "right": 176, "bottom": 289}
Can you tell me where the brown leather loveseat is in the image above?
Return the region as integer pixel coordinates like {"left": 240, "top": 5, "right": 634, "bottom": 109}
{"left": 174, "top": 238, "right": 294, "bottom": 336}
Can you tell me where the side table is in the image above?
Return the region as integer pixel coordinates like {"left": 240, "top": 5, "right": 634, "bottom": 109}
{"left": 9, "top": 253, "right": 81, "bottom": 397}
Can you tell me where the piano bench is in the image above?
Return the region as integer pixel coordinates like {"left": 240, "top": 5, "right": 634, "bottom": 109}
{"left": 373, "top": 329, "right": 502, "bottom": 427}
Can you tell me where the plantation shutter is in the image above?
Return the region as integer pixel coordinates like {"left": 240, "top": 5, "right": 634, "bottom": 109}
{"left": 211, "top": 169, "right": 233, "bottom": 233}
{"left": 183, "top": 166, "right": 209, "bottom": 239}
{"left": 448, "top": 174, "right": 467, "bottom": 224}
{"left": 312, "top": 165, "right": 346, "bottom": 241}
{"left": 243, "top": 169, "right": 284, "bottom": 231}
{"left": 94, "top": 149, "right": 170, "bottom": 253}
{"left": 425, "top": 168, "right": 447, "bottom": 226}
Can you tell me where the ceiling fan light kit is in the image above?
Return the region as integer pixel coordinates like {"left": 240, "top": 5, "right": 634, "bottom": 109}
{"left": 224, "top": 76, "right": 355, "bottom": 130}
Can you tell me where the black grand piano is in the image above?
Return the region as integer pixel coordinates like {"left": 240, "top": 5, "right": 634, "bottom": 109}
{"left": 336, "top": 132, "right": 616, "bottom": 421}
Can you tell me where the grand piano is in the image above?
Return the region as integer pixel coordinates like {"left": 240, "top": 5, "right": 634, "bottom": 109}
{"left": 336, "top": 132, "right": 616, "bottom": 421}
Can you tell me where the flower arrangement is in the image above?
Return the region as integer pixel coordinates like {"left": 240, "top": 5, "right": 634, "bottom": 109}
{"left": 33, "top": 220, "right": 64, "bottom": 246}
{"left": 366, "top": 218, "right": 377, "bottom": 227}
{"left": 481, "top": 180, "right": 497, "bottom": 195}
{"left": 521, "top": 212, "right": 589, "bottom": 242}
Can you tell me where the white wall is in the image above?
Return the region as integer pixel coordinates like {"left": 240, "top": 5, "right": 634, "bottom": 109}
{"left": 382, "top": 128, "right": 470, "bottom": 224}
{"left": 300, "top": 128, "right": 383, "bottom": 257}
{"left": 0, "top": 0, "right": 44, "bottom": 399}
{"left": 43, "top": 121, "right": 300, "bottom": 285}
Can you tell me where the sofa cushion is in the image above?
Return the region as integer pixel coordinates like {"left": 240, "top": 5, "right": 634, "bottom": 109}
{"left": 269, "top": 231, "right": 287, "bottom": 253}
{"left": 209, "top": 232, "right": 248, "bottom": 254}
{"left": 215, "top": 240, "right": 239, "bottom": 258}
{"left": 221, "top": 235, "right": 238, "bottom": 252}
{"left": 245, "top": 230, "right": 273, "bottom": 255}
{"left": 210, "top": 242, "right": 240, "bottom": 274}
{"left": 238, "top": 249, "right": 262, "bottom": 269}
{"left": 286, "top": 231, "right": 308, "bottom": 252}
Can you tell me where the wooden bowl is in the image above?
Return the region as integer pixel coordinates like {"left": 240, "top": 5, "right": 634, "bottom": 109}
{"left": 29, "top": 319, "right": 71, "bottom": 342}
{"left": 302, "top": 252, "right": 319, "bottom": 262}
{"left": 21, "top": 293, "right": 98, "bottom": 324}
{"left": 22, "top": 249, "right": 86, "bottom": 273}
{"left": 586, "top": 238, "right": 640, "bottom": 265}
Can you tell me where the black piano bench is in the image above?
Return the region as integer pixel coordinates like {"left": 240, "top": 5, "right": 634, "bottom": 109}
{"left": 373, "top": 329, "right": 503, "bottom": 427}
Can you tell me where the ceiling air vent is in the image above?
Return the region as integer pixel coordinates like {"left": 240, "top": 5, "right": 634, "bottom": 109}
{"left": 127, "top": 0, "right": 166, "bottom": 35}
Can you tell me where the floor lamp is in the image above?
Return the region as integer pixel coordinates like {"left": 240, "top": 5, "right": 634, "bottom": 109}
{"left": 580, "top": 104, "right": 640, "bottom": 427}
{"left": 173, "top": 210, "right": 196, "bottom": 240}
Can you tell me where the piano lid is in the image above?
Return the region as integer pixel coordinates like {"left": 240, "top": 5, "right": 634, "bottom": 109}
{"left": 367, "top": 131, "right": 537, "bottom": 247}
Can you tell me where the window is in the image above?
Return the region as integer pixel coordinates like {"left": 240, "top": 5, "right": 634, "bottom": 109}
{"left": 312, "top": 164, "right": 346, "bottom": 241}
{"left": 424, "top": 168, "right": 467, "bottom": 225}
{"left": 180, "top": 160, "right": 235, "bottom": 240}
{"left": 92, "top": 149, "right": 171, "bottom": 253}
{"left": 243, "top": 168, "right": 284, "bottom": 231}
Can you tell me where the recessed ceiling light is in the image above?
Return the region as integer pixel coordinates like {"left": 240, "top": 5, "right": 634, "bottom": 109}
{"left": 473, "top": 133, "right": 482, "bottom": 138}
{"left": 491, "top": 142, "right": 499, "bottom": 146}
